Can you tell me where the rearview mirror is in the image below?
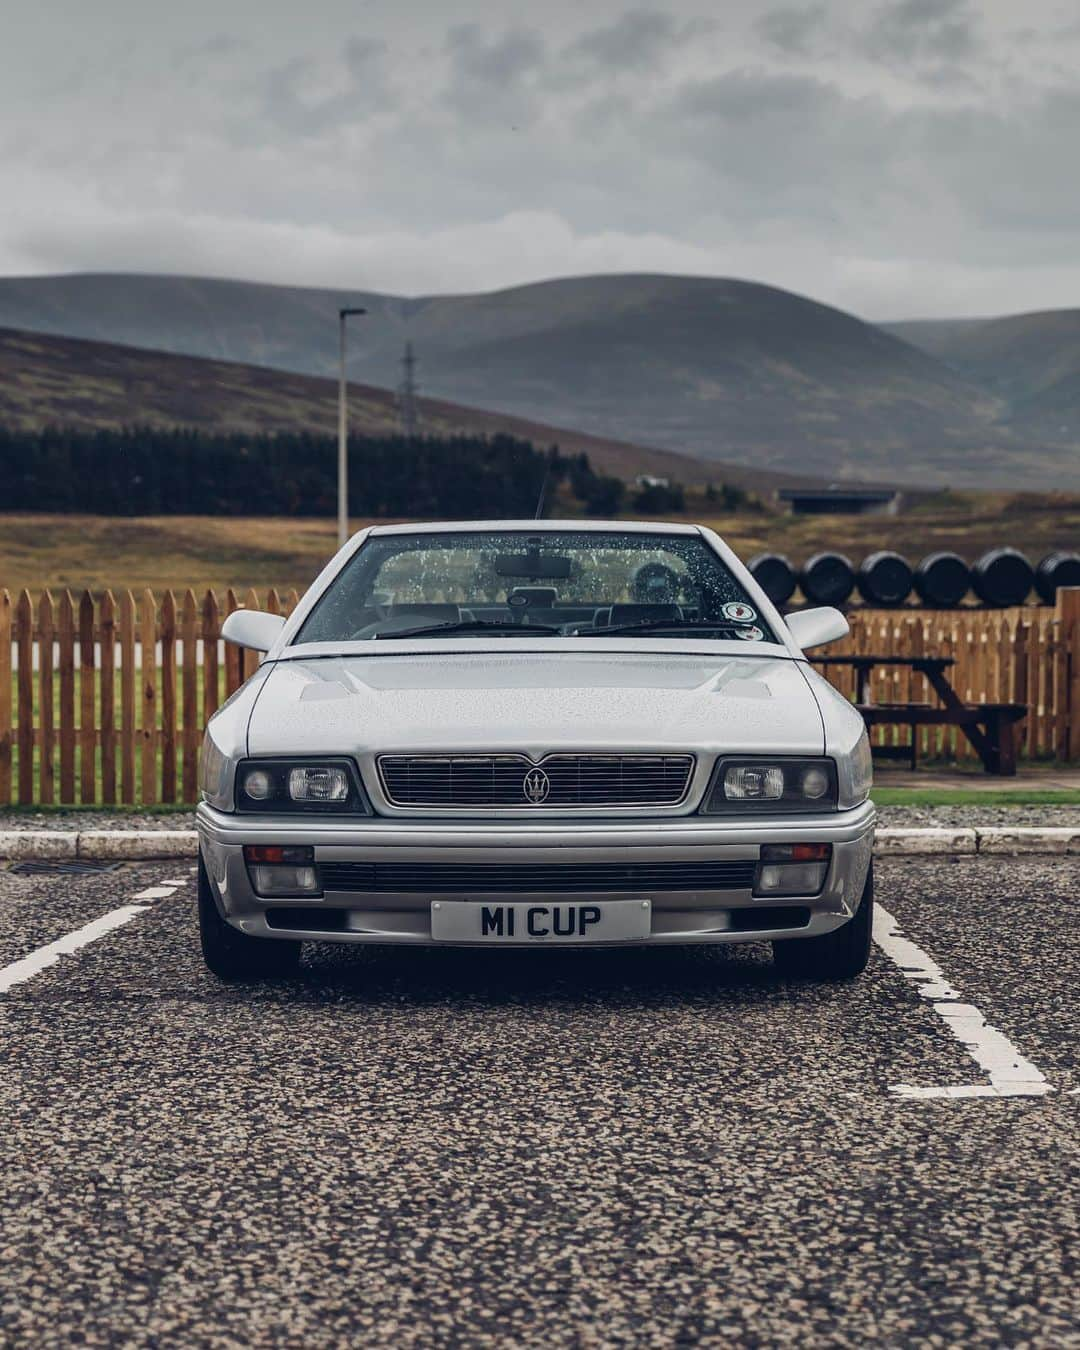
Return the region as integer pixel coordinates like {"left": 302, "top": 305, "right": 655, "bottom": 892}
{"left": 221, "top": 609, "right": 287, "bottom": 652}
{"left": 786, "top": 606, "right": 849, "bottom": 651}
{"left": 493, "top": 553, "right": 573, "bottom": 579}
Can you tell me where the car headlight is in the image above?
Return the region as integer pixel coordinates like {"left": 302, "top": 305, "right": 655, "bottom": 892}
{"left": 235, "top": 759, "right": 372, "bottom": 814}
{"left": 701, "top": 758, "right": 838, "bottom": 813}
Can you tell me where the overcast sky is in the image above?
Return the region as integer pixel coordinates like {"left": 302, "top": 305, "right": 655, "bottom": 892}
{"left": 3, "top": 0, "right": 1080, "bottom": 319}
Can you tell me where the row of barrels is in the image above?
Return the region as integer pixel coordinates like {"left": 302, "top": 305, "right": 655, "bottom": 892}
{"left": 749, "top": 549, "right": 1080, "bottom": 610}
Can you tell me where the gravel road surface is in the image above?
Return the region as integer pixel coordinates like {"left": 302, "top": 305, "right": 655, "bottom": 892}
{"left": 0, "top": 857, "right": 1076, "bottom": 1346}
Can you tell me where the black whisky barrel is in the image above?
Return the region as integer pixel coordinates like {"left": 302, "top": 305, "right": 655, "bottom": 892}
{"left": 856, "top": 551, "right": 913, "bottom": 606}
{"left": 971, "top": 548, "right": 1034, "bottom": 607}
{"left": 913, "top": 552, "right": 971, "bottom": 607}
{"left": 748, "top": 553, "right": 797, "bottom": 607}
{"left": 1034, "top": 552, "right": 1080, "bottom": 604}
{"left": 799, "top": 552, "right": 855, "bottom": 607}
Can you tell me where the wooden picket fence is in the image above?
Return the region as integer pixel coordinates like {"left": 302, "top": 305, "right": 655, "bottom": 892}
{"left": 1, "top": 586, "right": 1079, "bottom": 806}
{"left": 817, "top": 590, "right": 1080, "bottom": 765}
{"left": 0, "top": 588, "right": 299, "bottom": 808}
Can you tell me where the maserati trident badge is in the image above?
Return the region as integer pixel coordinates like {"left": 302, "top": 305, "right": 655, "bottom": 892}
{"left": 523, "top": 768, "right": 551, "bottom": 804}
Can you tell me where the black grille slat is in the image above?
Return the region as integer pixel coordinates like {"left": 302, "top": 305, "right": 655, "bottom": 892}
{"left": 378, "top": 754, "right": 694, "bottom": 808}
{"left": 319, "top": 859, "right": 756, "bottom": 894}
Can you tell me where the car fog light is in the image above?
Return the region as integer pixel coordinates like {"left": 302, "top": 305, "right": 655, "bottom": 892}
{"left": 244, "top": 846, "right": 320, "bottom": 897}
{"left": 724, "top": 765, "right": 784, "bottom": 800}
{"left": 242, "top": 768, "right": 274, "bottom": 800}
{"left": 248, "top": 865, "right": 321, "bottom": 897}
{"left": 289, "top": 766, "right": 349, "bottom": 802}
{"left": 755, "top": 862, "right": 827, "bottom": 896}
{"left": 754, "top": 844, "right": 831, "bottom": 897}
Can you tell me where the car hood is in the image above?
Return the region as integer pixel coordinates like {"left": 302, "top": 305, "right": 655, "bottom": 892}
{"left": 248, "top": 652, "right": 824, "bottom": 758}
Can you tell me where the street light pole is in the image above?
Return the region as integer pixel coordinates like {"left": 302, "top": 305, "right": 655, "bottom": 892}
{"left": 337, "top": 307, "right": 367, "bottom": 549}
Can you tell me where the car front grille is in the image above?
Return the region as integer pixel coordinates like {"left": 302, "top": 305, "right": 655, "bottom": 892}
{"left": 318, "top": 859, "right": 757, "bottom": 894}
{"left": 377, "top": 754, "right": 695, "bottom": 808}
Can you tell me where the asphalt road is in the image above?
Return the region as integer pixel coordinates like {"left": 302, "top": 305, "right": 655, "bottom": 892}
{"left": 0, "top": 858, "right": 1076, "bottom": 1347}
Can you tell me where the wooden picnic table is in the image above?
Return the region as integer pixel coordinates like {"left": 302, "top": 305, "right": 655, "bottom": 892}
{"left": 812, "top": 654, "right": 1027, "bottom": 776}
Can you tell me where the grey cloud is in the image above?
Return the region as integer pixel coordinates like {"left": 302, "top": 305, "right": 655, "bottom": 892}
{"left": 859, "top": 0, "right": 980, "bottom": 64}
{"left": 915, "top": 62, "right": 982, "bottom": 91}
{"left": 343, "top": 37, "right": 385, "bottom": 78}
{"left": 445, "top": 24, "right": 546, "bottom": 86}
{"left": 176, "top": 33, "right": 245, "bottom": 65}
{"left": 755, "top": 6, "right": 827, "bottom": 56}
{"left": 5, "top": 0, "right": 1080, "bottom": 321}
{"left": 643, "top": 64, "right": 1080, "bottom": 268}
{"left": 667, "top": 68, "right": 843, "bottom": 125}
{"left": 567, "top": 9, "right": 711, "bottom": 71}
{"left": 260, "top": 38, "right": 388, "bottom": 137}
{"left": 440, "top": 25, "right": 549, "bottom": 130}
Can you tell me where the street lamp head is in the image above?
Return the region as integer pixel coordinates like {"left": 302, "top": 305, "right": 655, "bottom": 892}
{"left": 340, "top": 307, "right": 368, "bottom": 318}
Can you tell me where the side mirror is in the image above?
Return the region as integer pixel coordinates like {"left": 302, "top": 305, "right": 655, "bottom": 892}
{"left": 221, "top": 609, "right": 287, "bottom": 653}
{"left": 786, "top": 606, "right": 849, "bottom": 652}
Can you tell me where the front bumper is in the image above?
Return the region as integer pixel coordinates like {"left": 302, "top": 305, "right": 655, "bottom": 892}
{"left": 197, "top": 799, "right": 876, "bottom": 947}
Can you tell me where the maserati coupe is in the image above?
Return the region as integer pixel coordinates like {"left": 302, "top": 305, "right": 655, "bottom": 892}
{"left": 197, "top": 521, "right": 874, "bottom": 981}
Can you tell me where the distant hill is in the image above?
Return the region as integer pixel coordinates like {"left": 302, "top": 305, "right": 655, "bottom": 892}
{"left": 0, "top": 326, "right": 811, "bottom": 492}
{"left": 884, "top": 310, "right": 1080, "bottom": 443}
{"left": 879, "top": 319, "right": 987, "bottom": 362}
{"left": 2, "top": 271, "right": 1079, "bottom": 487}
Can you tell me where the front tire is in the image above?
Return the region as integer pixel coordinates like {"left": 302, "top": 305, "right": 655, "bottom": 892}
{"left": 198, "top": 851, "right": 302, "bottom": 982}
{"left": 772, "top": 860, "right": 874, "bottom": 981}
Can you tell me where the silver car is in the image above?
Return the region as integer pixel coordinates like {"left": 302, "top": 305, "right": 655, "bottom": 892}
{"left": 197, "top": 521, "right": 874, "bottom": 981}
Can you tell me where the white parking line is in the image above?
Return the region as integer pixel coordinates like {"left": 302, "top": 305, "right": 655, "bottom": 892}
{"left": 874, "top": 904, "right": 1054, "bottom": 1100}
{"left": 0, "top": 906, "right": 148, "bottom": 993}
{"left": 0, "top": 879, "right": 185, "bottom": 994}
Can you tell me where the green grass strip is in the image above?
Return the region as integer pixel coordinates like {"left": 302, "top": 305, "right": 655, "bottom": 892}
{"left": 872, "top": 788, "right": 1080, "bottom": 807}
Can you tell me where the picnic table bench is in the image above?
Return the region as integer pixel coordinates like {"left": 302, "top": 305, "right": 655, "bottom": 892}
{"left": 812, "top": 655, "right": 1027, "bottom": 776}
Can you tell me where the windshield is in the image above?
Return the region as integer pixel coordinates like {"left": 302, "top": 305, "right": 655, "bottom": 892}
{"left": 296, "top": 530, "right": 777, "bottom": 644}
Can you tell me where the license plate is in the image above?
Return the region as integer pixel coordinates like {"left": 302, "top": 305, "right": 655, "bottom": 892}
{"left": 430, "top": 899, "right": 652, "bottom": 943}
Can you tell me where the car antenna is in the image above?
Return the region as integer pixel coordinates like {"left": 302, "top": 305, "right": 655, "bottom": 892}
{"left": 533, "top": 448, "right": 556, "bottom": 519}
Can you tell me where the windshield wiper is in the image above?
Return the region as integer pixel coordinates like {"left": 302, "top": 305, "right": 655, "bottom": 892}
{"left": 586, "top": 620, "right": 751, "bottom": 638}
{"left": 374, "top": 619, "right": 563, "bottom": 640}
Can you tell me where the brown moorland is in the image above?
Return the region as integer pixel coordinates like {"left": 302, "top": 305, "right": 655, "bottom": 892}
{"left": 1, "top": 489, "right": 1077, "bottom": 596}
{"left": 0, "top": 325, "right": 815, "bottom": 494}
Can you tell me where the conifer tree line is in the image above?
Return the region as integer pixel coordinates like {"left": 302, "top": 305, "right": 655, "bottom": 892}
{"left": 0, "top": 426, "right": 589, "bottom": 517}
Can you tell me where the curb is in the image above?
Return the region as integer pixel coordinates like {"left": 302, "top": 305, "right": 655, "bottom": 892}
{"left": 975, "top": 826, "right": 1080, "bottom": 854}
{"left": 1, "top": 827, "right": 1079, "bottom": 861}
{"left": 78, "top": 831, "right": 198, "bottom": 861}
{"left": 873, "top": 828, "right": 977, "bottom": 856}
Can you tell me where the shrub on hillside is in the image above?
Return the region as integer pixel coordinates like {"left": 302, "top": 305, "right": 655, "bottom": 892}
{"left": 632, "top": 481, "right": 685, "bottom": 514}
{"left": 0, "top": 426, "right": 575, "bottom": 519}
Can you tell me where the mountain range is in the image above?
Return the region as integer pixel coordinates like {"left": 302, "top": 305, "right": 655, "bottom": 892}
{"left": 883, "top": 312, "right": 1080, "bottom": 444}
{"left": 1, "top": 271, "right": 1078, "bottom": 489}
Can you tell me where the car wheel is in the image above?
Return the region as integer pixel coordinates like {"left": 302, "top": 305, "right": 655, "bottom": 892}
{"left": 772, "top": 860, "right": 874, "bottom": 981}
{"left": 198, "top": 850, "right": 302, "bottom": 982}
